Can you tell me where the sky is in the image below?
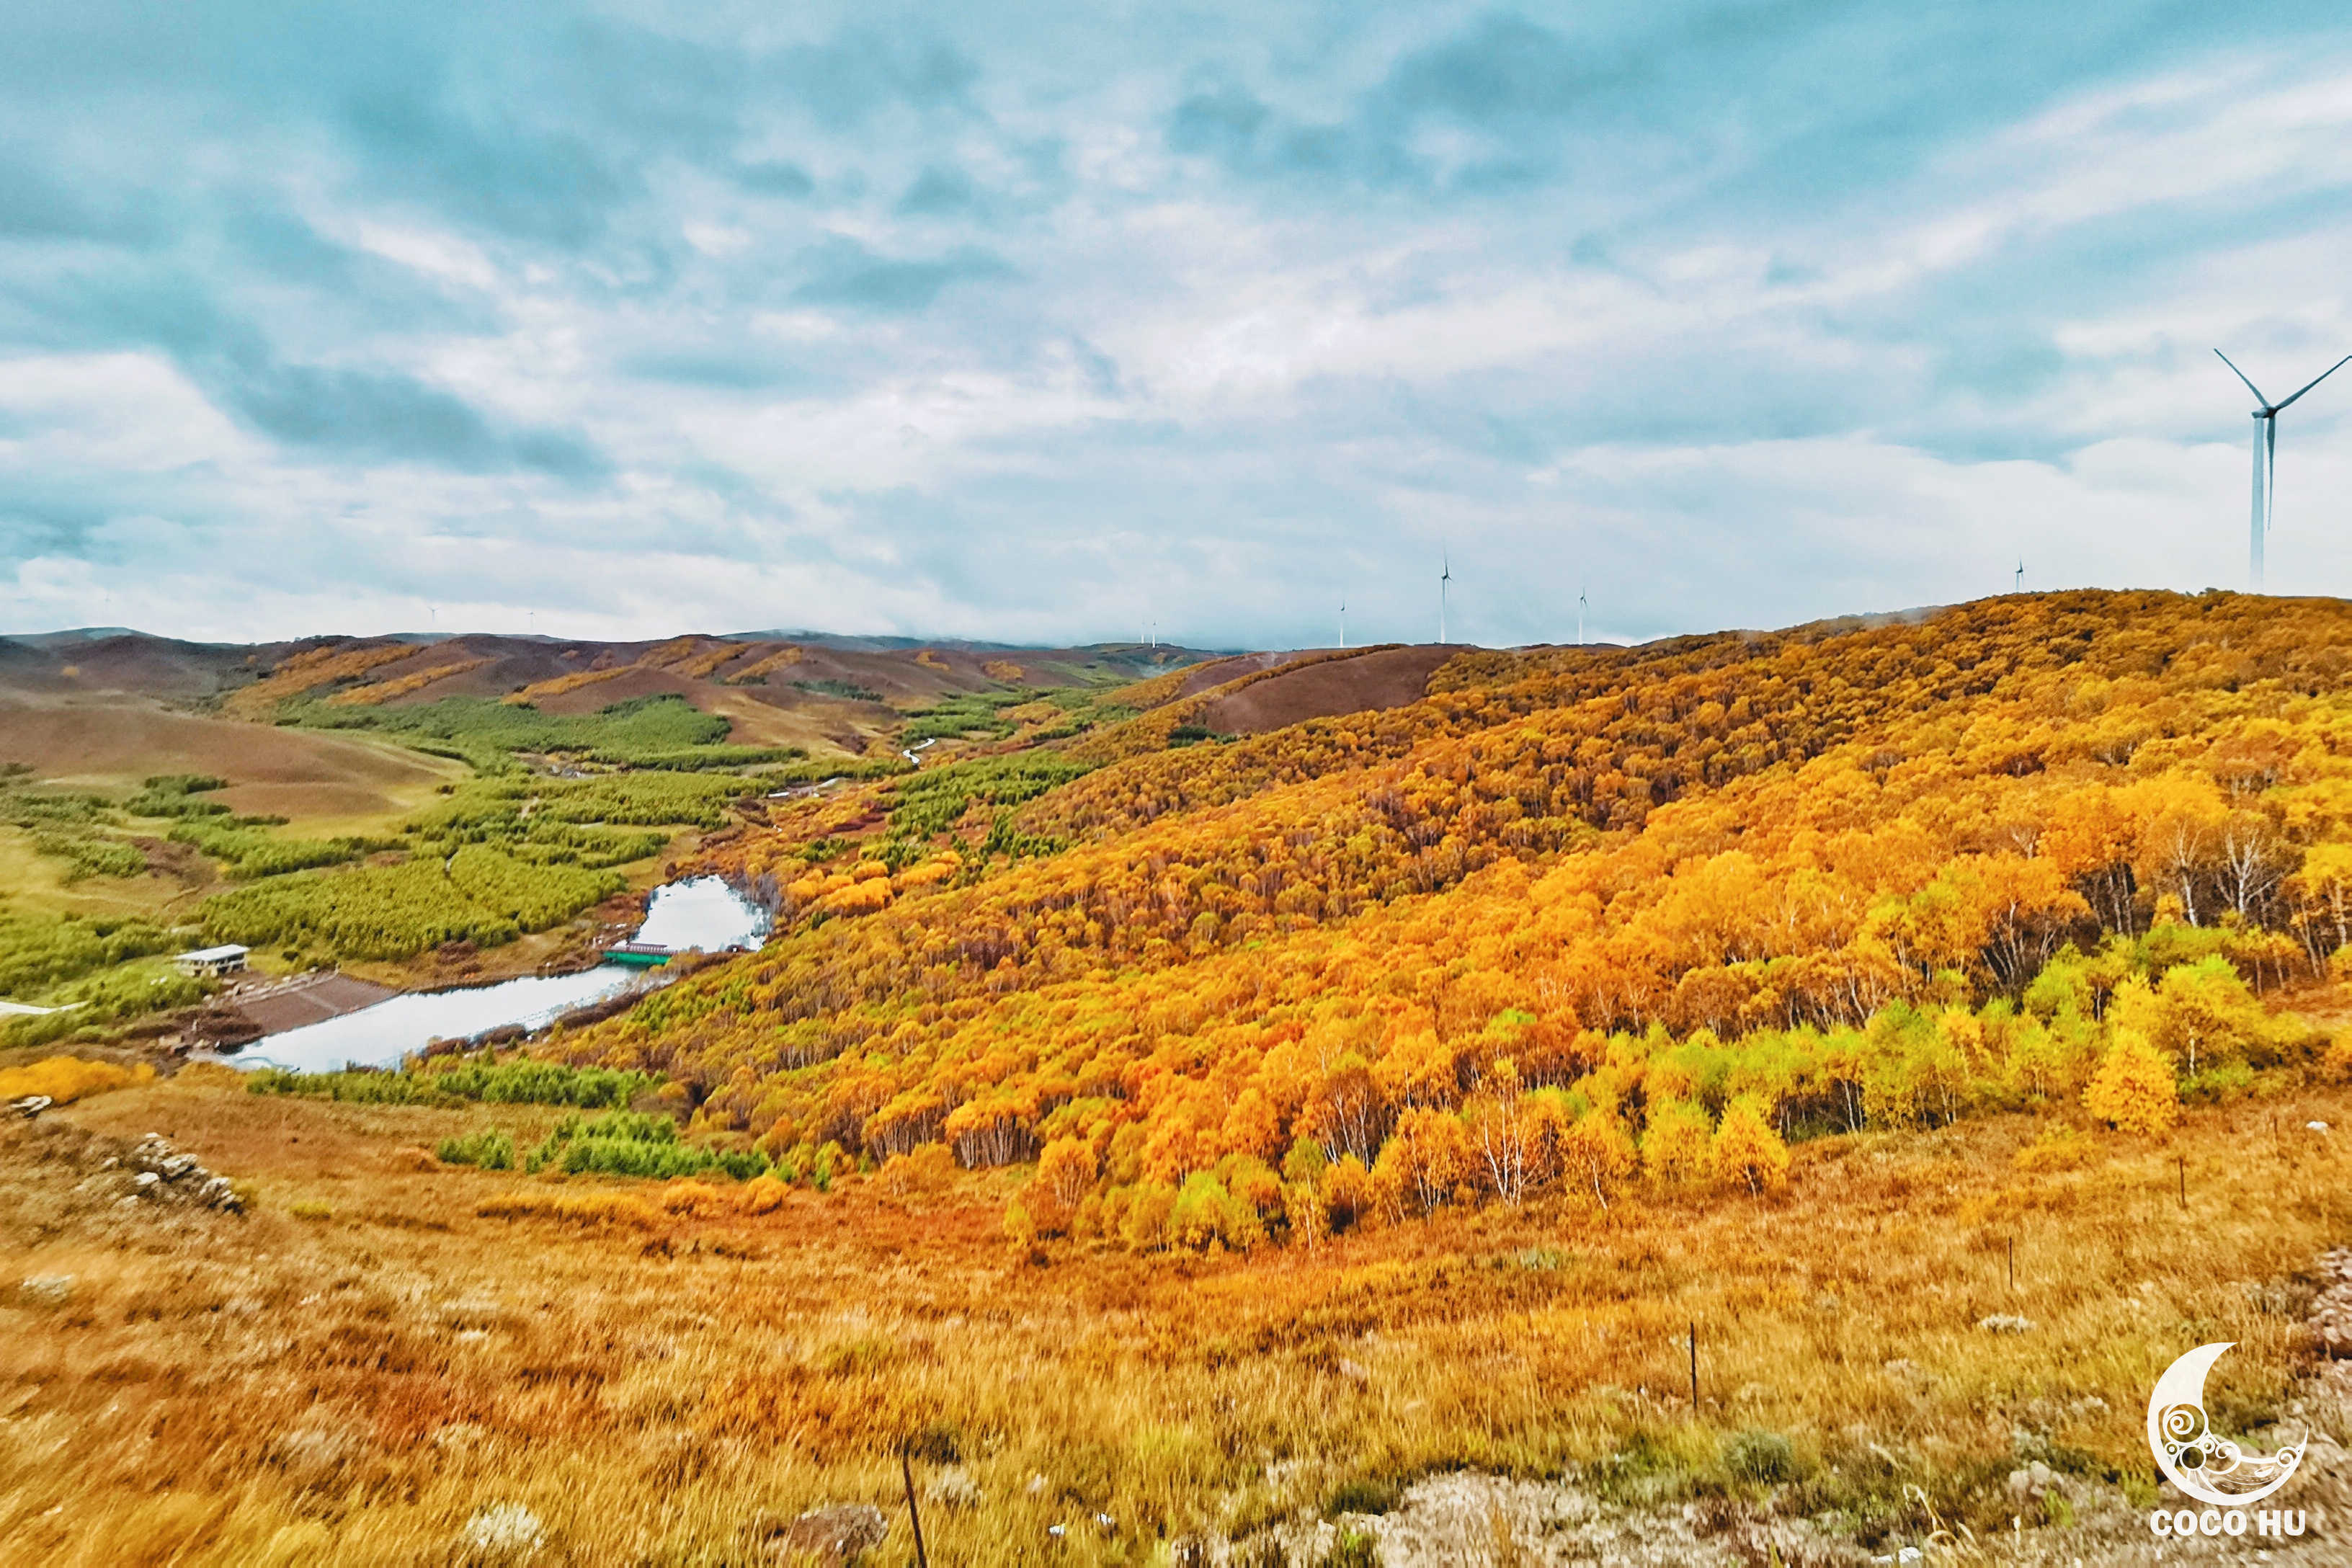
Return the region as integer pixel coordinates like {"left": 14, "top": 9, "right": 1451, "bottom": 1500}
{"left": 4, "top": 2, "right": 2352, "bottom": 651}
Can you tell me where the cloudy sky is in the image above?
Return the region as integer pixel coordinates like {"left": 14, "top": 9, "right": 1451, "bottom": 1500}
{"left": 4, "top": 2, "right": 2352, "bottom": 649}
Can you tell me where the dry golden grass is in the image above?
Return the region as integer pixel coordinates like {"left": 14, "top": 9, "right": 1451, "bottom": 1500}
{"left": 3, "top": 1067, "right": 2347, "bottom": 1564}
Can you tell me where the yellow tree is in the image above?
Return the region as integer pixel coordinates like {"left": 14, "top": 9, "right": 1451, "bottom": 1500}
{"left": 1560, "top": 1106, "right": 1639, "bottom": 1208}
{"left": 2083, "top": 1027, "right": 2178, "bottom": 1135}
{"left": 1709, "top": 1095, "right": 1791, "bottom": 1195}
{"left": 1642, "top": 1100, "right": 1714, "bottom": 1186}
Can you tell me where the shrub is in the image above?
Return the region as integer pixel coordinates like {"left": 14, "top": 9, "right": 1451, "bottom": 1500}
{"left": 525, "top": 1110, "right": 768, "bottom": 1180}
{"left": 1317, "top": 1528, "right": 1381, "bottom": 1568}
{"left": 0, "top": 1056, "right": 153, "bottom": 1105}
{"left": 436, "top": 1128, "right": 517, "bottom": 1170}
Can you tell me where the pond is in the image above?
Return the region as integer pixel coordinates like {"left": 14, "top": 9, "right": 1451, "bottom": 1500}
{"left": 227, "top": 876, "right": 769, "bottom": 1074}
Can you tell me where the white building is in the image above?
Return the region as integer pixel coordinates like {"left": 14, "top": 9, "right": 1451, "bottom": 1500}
{"left": 174, "top": 945, "right": 250, "bottom": 979}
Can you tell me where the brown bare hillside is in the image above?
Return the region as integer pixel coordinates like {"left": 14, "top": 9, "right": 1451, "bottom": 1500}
{"left": 1196, "top": 643, "right": 1461, "bottom": 734}
{"left": 0, "top": 695, "right": 459, "bottom": 803}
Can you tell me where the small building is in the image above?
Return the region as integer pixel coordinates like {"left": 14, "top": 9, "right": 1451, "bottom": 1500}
{"left": 174, "top": 945, "right": 250, "bottom": 979}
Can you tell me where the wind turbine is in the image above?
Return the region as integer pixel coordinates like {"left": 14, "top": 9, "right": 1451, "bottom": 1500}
{"left": 1577, "top": 588, "right": 1588, "bottom": 647}
{"left": 2014, "top": 557, "right": 2023, "bottom": 594}
{"left": 1338, "top": 594, "right": 1347, "bottom": 650}
{"left": 2217, "top": 349, "right": 2351, "bottom": 592}
{"left": 1439, "top": 555, "right": 1452, "bottom": 644}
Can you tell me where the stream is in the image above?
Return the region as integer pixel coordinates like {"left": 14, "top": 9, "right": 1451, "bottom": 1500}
{"left": 226, "top": 877, "right": 769, "bottom": 1074}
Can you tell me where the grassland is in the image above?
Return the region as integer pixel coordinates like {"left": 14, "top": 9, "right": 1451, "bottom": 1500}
{"left": 3, "top": 1066, "right": 2349, "bottom": 1565}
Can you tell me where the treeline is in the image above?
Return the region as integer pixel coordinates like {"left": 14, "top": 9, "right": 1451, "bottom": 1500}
{"left": 249, "top": 1054, "right": 659, "bottom": 1108}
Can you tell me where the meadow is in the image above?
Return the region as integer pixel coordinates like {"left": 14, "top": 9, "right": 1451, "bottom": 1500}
{"left": 2, "top": 1064, "right": 2348, "bottom": 1565}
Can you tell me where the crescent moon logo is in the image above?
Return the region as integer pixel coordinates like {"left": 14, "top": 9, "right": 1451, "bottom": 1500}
{"left": 2144, "top": 1342, "right": 2306, "bottom": 1507}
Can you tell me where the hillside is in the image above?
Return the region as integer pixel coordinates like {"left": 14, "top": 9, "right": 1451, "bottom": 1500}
{"left": 556, "top": 589, "right": 2352, "bottom": 1247}
{"left": 0, "top": 628, "right": 1226, "bottom": 1025}
{"left": 14, "top": 590, "right": 2352, "bottom": 1564}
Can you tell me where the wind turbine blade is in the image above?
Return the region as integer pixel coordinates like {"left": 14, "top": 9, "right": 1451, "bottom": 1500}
{"left": 2271, "top": 353, "right": 2352, "bottom": 412}
{"left": 2216, "top": 350, "right": 2271, "bottom": 408}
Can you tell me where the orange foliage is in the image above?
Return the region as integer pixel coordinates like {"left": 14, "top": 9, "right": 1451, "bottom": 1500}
{"left": 564, "top": 591, "right": 2352, "bottom": 1249}
{"left": 223, "top": 643, "right": 415, "bottom": 717}
{"left": 325, "top": 657, "right": 491, "bottom": 705}
{"left": 506, "top": 664, "right": 634, "bottom": 705}
{"left": 726, "top": 646, "right": 806, "bottom": 685}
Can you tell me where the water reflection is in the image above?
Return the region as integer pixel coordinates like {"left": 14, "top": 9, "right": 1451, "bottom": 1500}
{"left": 230, "top": 878, "right": 768, "bottom": 1074}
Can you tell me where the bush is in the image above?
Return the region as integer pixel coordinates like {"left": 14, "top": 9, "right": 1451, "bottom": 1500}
{"left": 436, "top": 1128, "right": 517, "bottom": 1170}
{"left": 0, "top": 1056, "right": 153, "bottom": 1104}
{"left": 525, "top": 1110, "right": 769, "bottom": 1180}
{"left": 1317, "top": 1529, "right": 1381, "bottom": 1568}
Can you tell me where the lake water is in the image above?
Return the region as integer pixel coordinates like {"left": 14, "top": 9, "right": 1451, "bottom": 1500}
{"left": 228, "top": 876, "right": 768, "bottom": 1074}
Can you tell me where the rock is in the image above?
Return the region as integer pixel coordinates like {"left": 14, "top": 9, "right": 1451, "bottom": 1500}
{"left": 2309, "top": 1121, "right": 2331, "bottom": 1133}
{"left": 1977, "top": 1314, "right": 2036, "bottom": 1335}
{"left": 1337, "top": 1358, "right": 1372, "bottom": 1384}
{"left": 463, "top": 1502, "right": 545, "bottom": 1554}
{"left": 12, "top": 1095, "right": 51, "bottom": 1120}
{"left": 925, "top": 1466, "right": 982, "bottom": 1509}
{"left": 760, "top": 1504, "right": 888, "bottom": 1564}
{"left": 133, "top": 1171, "right": 160, "bottom": 1190}
{"left": 2005, "top": 1461, "right": 2059, "bottom": 1501}
{"left": 159, "top": 1154, "right": 200, "bottom": 1180}
{"left": 18, "top": 1275, "right": 74, "bottom": 1305}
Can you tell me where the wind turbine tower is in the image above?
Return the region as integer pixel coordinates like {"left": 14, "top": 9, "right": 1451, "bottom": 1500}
{"left": 1439, "top": 555, "right": 1452, "bottom": 644}
{"left": 2014, "top": 558, "right": 2023, "bottom": 594}
{"left": 1577, "top": 589, "right": 1587, "bottom": 648}
{"left": 1338, "top": 594, "right": 1347, "bottom": 650}
{"left": 2217, "top": 349, "right": 2351, "bottom": 592}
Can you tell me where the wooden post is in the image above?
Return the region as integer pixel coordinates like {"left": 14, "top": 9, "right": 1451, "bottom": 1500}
{"left": 1688, "top": 1322, "right": 1699, "bottom": 1415}
{"left": 902, "top": 1449, "right": 929, "bottom": 1568}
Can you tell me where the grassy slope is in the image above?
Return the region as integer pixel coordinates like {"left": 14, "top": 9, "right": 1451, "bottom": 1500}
{"left": 2, "top": 1069, "right": 2348, "bottom": 1564}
